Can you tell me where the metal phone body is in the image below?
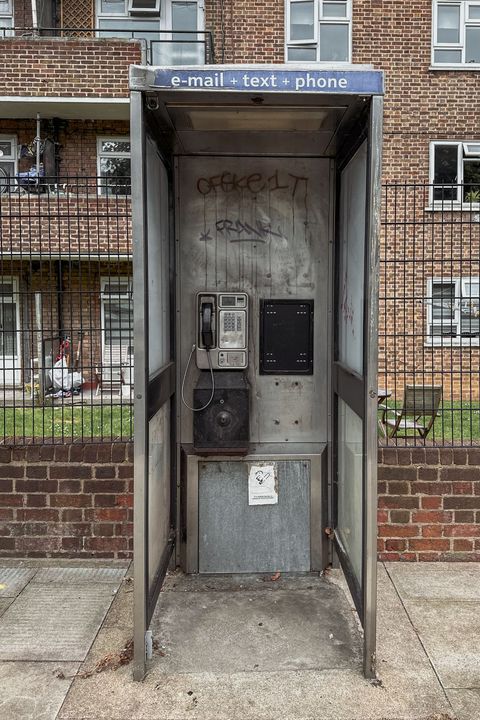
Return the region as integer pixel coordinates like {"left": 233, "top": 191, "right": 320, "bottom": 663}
{"left": 196, "top": 292, "right": 248, "bottom": 370}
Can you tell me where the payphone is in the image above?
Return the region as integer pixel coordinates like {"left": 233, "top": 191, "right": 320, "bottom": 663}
{"left": 182, "top": 291, "right": 250, "bottom": 452}
{"left": 196, "top": 292, "right": 249, "bottom": 370}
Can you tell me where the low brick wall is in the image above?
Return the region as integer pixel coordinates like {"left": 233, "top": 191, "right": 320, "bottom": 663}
{"left": 1, "top": 442, "right": 479, "bottom": 561}
{"left": 0, "top": 443, "right": 133, "bottom": 558}
{"left": 378, "top": 447, "right": 480, "bottom": 562}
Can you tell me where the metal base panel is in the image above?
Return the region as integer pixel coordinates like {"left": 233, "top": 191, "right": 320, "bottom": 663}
{"left": 183, "top": 443, "right": 326, "bottom": 574}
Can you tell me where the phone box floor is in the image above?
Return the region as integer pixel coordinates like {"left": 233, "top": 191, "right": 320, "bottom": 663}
{"left": 151, "top": 573, "right": 362, "bottom": 674}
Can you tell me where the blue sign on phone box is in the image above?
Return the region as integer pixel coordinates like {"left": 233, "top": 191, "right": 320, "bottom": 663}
{"left": 152, "top": 68, "right": 383, "bottom": 94}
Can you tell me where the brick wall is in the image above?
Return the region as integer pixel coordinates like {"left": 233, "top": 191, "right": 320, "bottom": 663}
{"left": 0, "top": 443, "right": 133, "bottom": 558}
{"left": 378, "top": 447, "right": 480, "bottom": 562}
{"left": 0, "top": 38, "right": 141, "bottom": 98}
{"left": 0, "top": 194, "right": 131, "bottom": 256}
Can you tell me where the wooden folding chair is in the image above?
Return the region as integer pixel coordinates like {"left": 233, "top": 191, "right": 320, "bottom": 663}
{"left": 380, "top": 385, "right": 443, "bottom": 439}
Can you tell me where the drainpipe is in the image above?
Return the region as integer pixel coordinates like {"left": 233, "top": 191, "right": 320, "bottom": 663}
{"left": 31, "top": 0, "right": 39, "bottom": 34}
{"left": 36, "top": 113, "right": 41, "bottom": 180}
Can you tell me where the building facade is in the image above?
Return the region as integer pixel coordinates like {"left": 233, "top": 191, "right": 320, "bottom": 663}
{"left": 0, "top": 0, "right": 479, "bottom": 401}
{"left": 0, "top": 1, "right": 479, "bottom": 560}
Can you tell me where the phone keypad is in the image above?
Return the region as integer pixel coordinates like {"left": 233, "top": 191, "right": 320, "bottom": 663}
{"left": 223, "top": 312, "right": 237, "bottom": 332}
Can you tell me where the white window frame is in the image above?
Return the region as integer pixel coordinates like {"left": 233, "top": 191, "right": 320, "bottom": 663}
{"left": 95, "top": 0, "right": 204, "bottom": 62}
{"left": 96, "top": 136, "right": 131, "bottom": 197}
{"left": 431, "top": 0, "right": 480, "bottom": 68}
{"left": 429, "top": 139, "right": 480, "bottom": 208}
{"left": 286, "top": 0, "right": 352, "bottom": 63}
{"left": 0, "top": 276, "right": 22, "bottom": 386}
{"left": 100, "top": 277, "right": 133, "bottom": 365}
{"left": 426, "top": 276, "right": 480, "bottom": 346}
{"left": 96, "top": 0, "right": 203, "bottom": 29}
{"left": 0, "top": 0, "right": 13, "bottom": 32}
{"left": 0, "top": 134, "right": 18, "bottom": 192}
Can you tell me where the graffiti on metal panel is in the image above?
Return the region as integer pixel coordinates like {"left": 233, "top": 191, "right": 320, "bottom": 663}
{"left": 196, "top": 170, "right": 308, "bottom": 197}
{"left": 196, "top": 169, "right": 309, "bottom": 244}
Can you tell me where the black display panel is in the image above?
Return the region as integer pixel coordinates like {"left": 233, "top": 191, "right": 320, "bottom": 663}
{"left": 260, "top": 299, "right": 314, "bottom": 375}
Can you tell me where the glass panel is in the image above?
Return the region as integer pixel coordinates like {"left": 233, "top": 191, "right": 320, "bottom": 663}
{"left": 323, "top": 1, "right": 347, "bottom": 18}
{"left": 468, "top": 5, "right": 480, "bottom": 19}
{"left": 287, "top": 45, "right": 317, "bottom": 60}
{"left": 464, "top": 143, "right": 480, "bottom": 154}
{"left": 131, "top": 0, "right": 158, "bottom": 9}
{"left": 432, "top": 282, "right": 455, "bottom": 321}
{"left": 0, "top": 0, "right": 11, "bottom": 14}
{"left": 290, "top": 1, "right": 315, "bottom": 40}
{"left": 98, "top": 17, "right": 159, "bottom": 38}
{"left": 434, "top": 48, "right": 462, "bottom": 62}
{"left": 437, "top": 4, "right": 461, "bottom": 43}
{"left": 148, "top": 402, "right": 171, "bottom": 591}
{"left": 0, "top": 161, "right": 14, "bottom": 194}
{"left": 466, "top": 26, "right": 480, "bottom": 61}
{"left": 103, "top": 300, "right": 133, "bottom": 346}
{"left": 433, "top": 144, "right": 459, "bottom": 201}
{"left": 100, "top": 139, "right": 131, "bottom": 154}
{"left": 461, "top": 280, "right": 480, "bottom": 336}
{"left": 319, "top": 23, "right": 349, "bottom": 61}
{"left": 146, "top": 134, "right": 170, "bottom": 372}
{"left": 0, "top": 301, "right": 17, "bottom": 356}
{"left": 99, "top": 157, "right": 131, "bottom": 195}
{"left": 463, "top": 159, "right": 480, "bottom": 201}
{"left": 0, "top": 140, "right": 13, "bottom": 158}
{"left": 172, "top": 1, "right": 197, "bottom": 33}
{"left": 338, "top": 142, "right": 367, "bottom": 375}
{"left": 100, "top": 0, "right": 127, "bottom": 13}
{"left": 337, "top": 399, "right": 363, "bottom": 587}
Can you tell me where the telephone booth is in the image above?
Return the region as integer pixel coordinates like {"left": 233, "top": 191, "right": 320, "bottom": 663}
{"left": 130, "top": 65, "right": 383, "bottom": 681}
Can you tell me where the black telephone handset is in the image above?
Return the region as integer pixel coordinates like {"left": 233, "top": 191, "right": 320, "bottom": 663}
{"left": 201, "top": 302, "right": 214, "bottom": 349}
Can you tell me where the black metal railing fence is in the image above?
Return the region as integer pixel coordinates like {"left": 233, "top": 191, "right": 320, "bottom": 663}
{"left": 1, "top": 177, "right": 479, "bottom": 446}
{"left": 0, "top": 176, "right": 133, "bottom": 444}
{"left": 379, "top": 182, "right": 480, "bottom": 446}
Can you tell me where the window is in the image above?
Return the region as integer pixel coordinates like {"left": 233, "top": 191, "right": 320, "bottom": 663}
{"left": 129, "top": 0, "right": 161, "bottom": 13}
{"left": 427, "top": 277, "right": 480, "bottom": 344}
{"left": 101, "top": 278, "right": 133, "bottom": 364}
{"left": 432, "top": 1, "right": 480, "bottom": 67}
{"left": 0, "top": 135, "right": 17, "bottom": 194}
{"left": 430, "top": 141, "right": 480, "bottom": 205}
{"left": 286, "top": 0, "right": 351, "bottom": 63}
{"left": 0, "top": 277, "right": 21, "bottom": 386}
{"left": 0, "top": 0, "right": 13, "bottom": 33}
{"left": 96, "top": 0, "right": 203, "bottom": 64}
{"left": 97, "top": 137, "right": 131, "bottom": 196}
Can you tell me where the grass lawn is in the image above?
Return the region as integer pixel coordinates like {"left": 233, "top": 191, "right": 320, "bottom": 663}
{"left": 378, "top": 401, "right": 480, "bottom": 443}
{"left": 0, "top": 405, "right": 133, "bottom": 441}
{"left": 1, "top": 401, "right": 478, "bottom": 443}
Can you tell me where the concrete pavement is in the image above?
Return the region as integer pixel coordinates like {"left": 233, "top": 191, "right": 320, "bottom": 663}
{"left": 1, "top": 560, "right": 479, "bottom": 719}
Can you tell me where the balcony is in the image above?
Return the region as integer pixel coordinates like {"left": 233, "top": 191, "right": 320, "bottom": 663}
{"left": 0, "top": 26, "right": 215, "bottom": 65}
{"left": 0, "top": 176, "right": 131, "bottom": 257}
{"left": 0, "top": 27, "right": 215, "bottom": 116}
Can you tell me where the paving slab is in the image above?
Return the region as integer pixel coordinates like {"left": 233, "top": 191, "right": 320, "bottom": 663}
{"left": 0, "top": 583, "right": 117, "bottom": 661}
{"left": 0, "top": 661, "right": 79, "bottom": 720}
{"left": 399, "top": 599, "right": 480, "bottom": 690}
{"left": 59, "top": 565, "right": 453, "bottom": 720}
{"left": 0, "top": 558, "right": 129, "bottom": 569}
{"left": 0, "top": 597, "right": 13, "bottom": 617}
{"left": 446, "top": 689, "right": 480, "bottom": 720}
{"left": 0, "top": 567, "right": 36, "bottom": 597}
{"left": 32, "top": 566, "right": 126, "bottom": 585}
{"left": 386, "top": 562, "right": 480, "bottom": 602}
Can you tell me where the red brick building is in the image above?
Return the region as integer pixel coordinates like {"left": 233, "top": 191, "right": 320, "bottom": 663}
{"left": 0, "top": 0, "right": 479, "bottom": 560}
